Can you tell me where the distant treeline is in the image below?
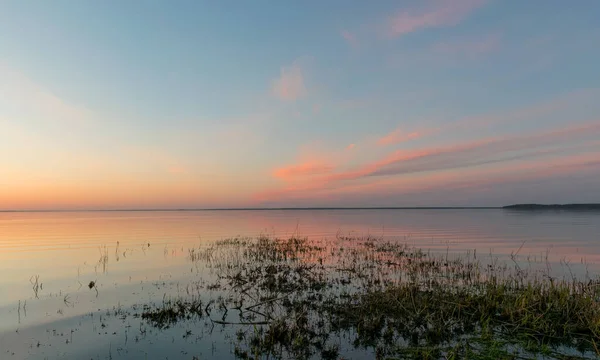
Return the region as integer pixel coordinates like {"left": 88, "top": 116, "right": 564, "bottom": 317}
{"left": 503, "top": 204, "right": 600, "bottom": 210}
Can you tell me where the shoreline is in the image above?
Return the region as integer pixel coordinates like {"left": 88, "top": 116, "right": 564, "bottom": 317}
{"left": 503, "top": 203, "right": 600, "bottom": 210}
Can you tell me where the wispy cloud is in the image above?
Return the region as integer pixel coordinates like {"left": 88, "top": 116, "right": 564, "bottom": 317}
{"left": 377, "top": 128, "right": 422, "bottom": 146}
{"left": 256, "top": 118, "right": 600, "bottom": 205}
{"left": 260, "top": 88, "right": 600, "bottom": 201}
{"left": 386, "top": 0, "right": 485, "bottom": 38}
{"left": 256, "top": 151, "right": 600, "bottom": 207}
{"left": 270, "top": 141, "right": 358, "bottom": 182}
{"left": 355, "top": 152, "right": 600, "bottom": 203}
{"left": 271, "top": 62, "right": 307, "bottom": 101}
{"left": 273, "top": 161, "right": 334, "bottom": 181}
{"left": 332, "top": 122, "right": 600, "bottom": 180}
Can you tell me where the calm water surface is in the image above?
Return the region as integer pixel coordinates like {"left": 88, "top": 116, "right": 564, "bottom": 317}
{"left": 1, "top": 209, "right": 599, "bottom": 359}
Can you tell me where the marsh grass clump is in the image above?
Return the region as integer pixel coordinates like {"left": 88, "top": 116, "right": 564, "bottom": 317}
{"left": 142, "top": 235, "right": 600, "bottom": 359}
{"left": 237, "top": 311, "right": 330, "bottom": 359}
{"left": 141, "top": 298, "right": 203, "bottom": 329}
{"left": 327, "top": 280, "right": 600, "bottom": 357}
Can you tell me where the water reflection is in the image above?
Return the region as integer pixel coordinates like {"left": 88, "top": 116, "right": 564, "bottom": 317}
{"left": 0, "top": 210, "right": 599, "bottom": 359}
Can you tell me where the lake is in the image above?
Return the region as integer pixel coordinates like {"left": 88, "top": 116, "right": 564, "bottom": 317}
{"left": 1, "top": 209, "right": 599, "bottom": 359}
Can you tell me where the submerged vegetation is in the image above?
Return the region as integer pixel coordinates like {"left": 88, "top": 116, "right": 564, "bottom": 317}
{"left": 138, "top": 235, "right": 600, "bottom": 359}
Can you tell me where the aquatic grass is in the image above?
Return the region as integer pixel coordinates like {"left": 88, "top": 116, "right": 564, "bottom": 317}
{"left": 326, "top": 279, "right": 600, "bottom": 355}
{"left": 141, "top": 297, "right": 204, "bottom": 329}
{"left": 97, "top": 245, "right": 109, "bottom": 274}
{"left": 137, "top": 235, "right": 600, "bottom": 359}
{"left": 30, "top": 275, "right": 41, "bottom": 298}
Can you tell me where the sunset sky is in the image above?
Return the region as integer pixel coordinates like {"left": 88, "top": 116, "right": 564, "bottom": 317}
{"left": 1, "top": 0, "right": 599, "bottom": 210}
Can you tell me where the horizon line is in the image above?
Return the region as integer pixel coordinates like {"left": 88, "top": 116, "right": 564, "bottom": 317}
{"left": 0, "top": 206, "right": 503, "bottom": 212}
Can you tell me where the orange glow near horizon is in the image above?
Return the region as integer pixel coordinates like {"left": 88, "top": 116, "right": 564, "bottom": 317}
{"left": 1, "top": 6, "right": 600, "bottom": 210}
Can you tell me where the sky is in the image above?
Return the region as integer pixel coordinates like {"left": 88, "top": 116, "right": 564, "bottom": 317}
{"left": 1, "top": 0, "right": 599, "bottom": 210}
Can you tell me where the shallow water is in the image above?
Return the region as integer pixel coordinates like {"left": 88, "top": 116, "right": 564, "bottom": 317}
{"left": 1, "top": 209, "right": 599, "bottom": 359}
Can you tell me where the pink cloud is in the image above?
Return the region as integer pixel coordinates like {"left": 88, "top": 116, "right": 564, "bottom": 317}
{"left": 255, "top": 91, "right": 600, "bottom": 205}
{"left": 410, "top": 152, "right": 600, "bottom": 198}
{"left": 255, "top": 151, "right": 600, "bottom": 206}
{"left": 273, "top": 161, "right": 334, "bottom": 181}
{"left": 377, "top": 128, "right": 422, "bottom": 146}
{"left": 341, "top": 30, "right": 359, "bottom": 47}
{"left": 330, "top": 121, "right": 600, "bottom": 180}
{"left": 270, "top": 141, "right": 359, "bottom": 183}
{"left": 387, "top": 0, "right": 485, "bottom": 38}
{"left": 260, "top": 120, "right": 600, "bottom": 203}
{"left": 322, "top": 148, "right": 441, "bottom": 182}
{"left": 271, "top": 62, "right": 306, "bottom": 101}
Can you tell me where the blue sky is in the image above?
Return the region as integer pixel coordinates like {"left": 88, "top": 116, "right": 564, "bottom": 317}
{"left": 1, "top": 0, "right": 599, "bottom": 209}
